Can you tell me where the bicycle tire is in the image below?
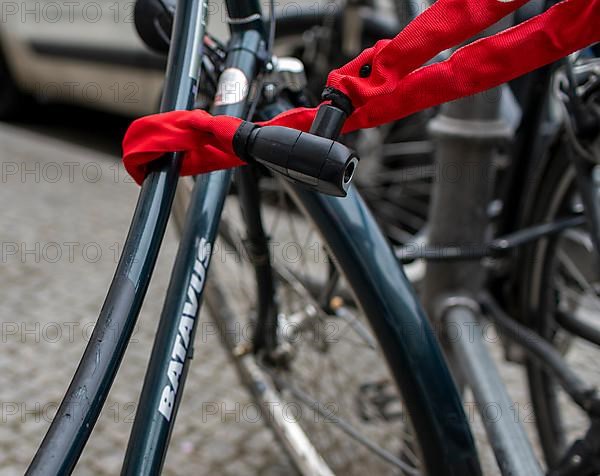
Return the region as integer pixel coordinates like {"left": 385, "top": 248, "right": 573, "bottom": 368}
{"left": 516, "top": 135, "right": 599, "bottom": 467}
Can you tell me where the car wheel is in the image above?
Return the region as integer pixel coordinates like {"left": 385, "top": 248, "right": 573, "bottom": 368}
{"left": 0, "top": 51, "right": 28, "bottom": 120}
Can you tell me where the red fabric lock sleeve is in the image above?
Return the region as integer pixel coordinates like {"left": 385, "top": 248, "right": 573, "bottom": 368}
{"left": 122, "top": 0, "right": 600, "bottom": 183}
{"left": 123, "top": 110, "right": 244, "bottom": 184}
{"left": 342, "top": 0, "right": 600, "bottom": 131}
{"left": 326, "top": 0, "right": 532, "bottom": 108}
{"left": 123, "top": 106, "right": 321, "bottom": 184}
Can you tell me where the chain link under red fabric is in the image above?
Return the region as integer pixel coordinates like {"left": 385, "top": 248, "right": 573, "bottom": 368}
{"left": 123, "top": 0, "right": 600, "bottom": 184}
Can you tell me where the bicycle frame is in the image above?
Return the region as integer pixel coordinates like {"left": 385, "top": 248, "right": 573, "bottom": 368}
{"left": 27, "top": 0, "right": 480, "bottom": 474}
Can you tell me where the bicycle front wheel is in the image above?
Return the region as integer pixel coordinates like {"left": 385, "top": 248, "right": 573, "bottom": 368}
{"left": 200, "top": 166, "right": 477, "bottom": 476}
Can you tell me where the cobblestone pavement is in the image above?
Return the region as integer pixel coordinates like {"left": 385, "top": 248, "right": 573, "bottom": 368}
{"left": 0, "top": 122, "right": 597, "bottom": 475}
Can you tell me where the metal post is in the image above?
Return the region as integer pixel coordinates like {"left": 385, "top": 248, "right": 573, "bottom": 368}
{"left": 421, "top": 16, "right": 543, "bottom": 476}
{"left": 422, "top": 17, "right": 514, "bottom": 314}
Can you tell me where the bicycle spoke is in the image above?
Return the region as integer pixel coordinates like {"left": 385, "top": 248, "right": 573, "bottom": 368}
{"left": 210, "top": 187, "right": 427, "bottom": 474}
{"left": 268, "top": 370, "right": 421, "bottom": 475}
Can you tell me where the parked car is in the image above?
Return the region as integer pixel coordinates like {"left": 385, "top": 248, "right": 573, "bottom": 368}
{"left": 0, "top": 0, "right": 170, "bottom": 118}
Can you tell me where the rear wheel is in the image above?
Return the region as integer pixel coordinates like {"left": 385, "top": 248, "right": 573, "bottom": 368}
{"left": 517, "top": 136, "right": 600, "bottom": 468}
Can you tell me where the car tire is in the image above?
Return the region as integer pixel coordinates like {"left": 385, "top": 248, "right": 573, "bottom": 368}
{"left": 0, "top": 49, "right": 29, "bottom": 120}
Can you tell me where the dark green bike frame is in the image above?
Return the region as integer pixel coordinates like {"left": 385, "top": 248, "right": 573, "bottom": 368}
{"left": 27, "top": 0, "right": 480, "bottom": 474}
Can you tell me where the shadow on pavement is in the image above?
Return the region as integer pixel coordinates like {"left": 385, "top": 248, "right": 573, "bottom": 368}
{"left": 3, "top": 101, "right": 133, "bottom": 158}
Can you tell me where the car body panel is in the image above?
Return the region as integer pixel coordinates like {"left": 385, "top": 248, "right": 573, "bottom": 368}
{"left": 0, "top": 0, "right": 167, "bottom": 115}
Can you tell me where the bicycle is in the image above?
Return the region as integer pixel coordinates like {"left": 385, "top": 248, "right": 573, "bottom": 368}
{"left": 23, "top": 0, "right": 600, "bottom": 474}
{"left": 170, "top": 5, "right": 600, "bottom": 474}
{"left": 24, "top": 0, "right": 478, "bottom": 474}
